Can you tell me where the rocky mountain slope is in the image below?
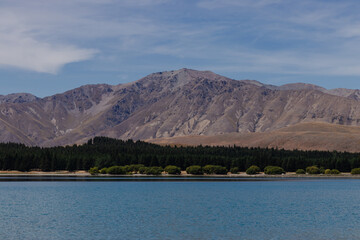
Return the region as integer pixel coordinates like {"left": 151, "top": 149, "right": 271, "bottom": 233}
{"left": 1, "top": 68, "right": 360, "bottom": 148}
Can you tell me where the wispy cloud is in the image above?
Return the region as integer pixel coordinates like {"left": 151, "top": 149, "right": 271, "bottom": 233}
{"left": 0, "top": 9, "right": 97, "bottom": 74}
{"left": 0, "top": 36, "right": 96, "bottom": 74}
{"left": 194, "top": 0, "right": 360, "bottom": 80}
{"left": 2, "top": 0, "right": 360, "bottom": 91}
{"left": 0, "top": 0, "right": 168, "bottom": 74}
{"left": 0, "top": 0, "right": 174, "bottom": 74}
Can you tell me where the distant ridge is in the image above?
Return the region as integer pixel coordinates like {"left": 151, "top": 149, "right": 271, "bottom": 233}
{"left": 1, "top": 68, "right": 360, "bottom": 150}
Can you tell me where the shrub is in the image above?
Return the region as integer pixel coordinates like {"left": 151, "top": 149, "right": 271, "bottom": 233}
{"left": 164, "top": 165, "right": 181, "bottom": 175}
{"left": 230, "top": 167, "right": 240, "bottom": 174}
{"left": 306, "top": 166, "right": 320, "bottom": 174}
{"left": 186, "top": 165, "right": 203, "bottom": 175}
{"left": 319, "top": 167, "right": 325, "bottom": 174}
{"left": 139, "top": 167, "right": 148, "bottom": 174}
{"left": 215, "top": 166, "right": 228, "bottom": 174}
{"left": 246, "top": 165, "right": 261, "bottom": 175}
{"left": 145, "top": 166, "right": 163, "bottom": 175}
{"left": 202, "top": 165, "right": 214, "bottom": 174}
{"left": 351, "top": 168, "right": 360, "bottom": 175}
{"left": 127, "top": 164, "right": 145, "bottom": 173}
{"left": 106, "top": 166, "right": 126, "bottom": 175}
{"left": 100, "top": 168, "right": 108, "bottom": 174}
{"left": 264, "top": 166, "right": 285, "bottom": 175}
{"left": 123, "top": 165, "right": 132, "bottom": 173}
{"left": 89, "top": 167, "right": 99, "bottom": 175}
{"left": 325, "top": 169, "right": 340, "bottom": 174}
{"left": 296, "top": 169, "right": 305, "bottom": 174}
{"left": 203, "top": 165, "right": 228, "bottom": 175}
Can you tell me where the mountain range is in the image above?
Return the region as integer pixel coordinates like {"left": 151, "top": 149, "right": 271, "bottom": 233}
{"left": 2, "top": 68, "right": 360, "bottom": 151}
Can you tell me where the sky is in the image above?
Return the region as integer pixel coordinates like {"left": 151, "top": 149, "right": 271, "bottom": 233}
{"left": 2, "top": 0, "right": 360, "bottom": 97}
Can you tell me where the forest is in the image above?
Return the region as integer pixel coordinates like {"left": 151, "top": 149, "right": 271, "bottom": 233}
{"left": 0, "top": 136, "right": 359, "bottom": 172}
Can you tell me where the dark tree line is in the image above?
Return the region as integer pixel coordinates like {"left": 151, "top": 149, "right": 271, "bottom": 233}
{"left": 0, "top": 136, "right": 359, "bottom": 172}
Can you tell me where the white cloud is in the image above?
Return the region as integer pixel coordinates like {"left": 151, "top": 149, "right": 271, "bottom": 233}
{"left": 2, "top": 0, "right": 360, "bottom": 80}
{"left": 0, "top": 0, "right": 176, "bottom": 75}
{"left": 0, "top": 36, "right": 97, "bottom": 74}
{"left": 0, "top": 9, "right": 97, "bottom": 74}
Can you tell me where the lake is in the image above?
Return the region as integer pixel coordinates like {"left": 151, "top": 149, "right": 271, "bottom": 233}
{"left": 0, "top": 178, "right": 359, "bottom": 239}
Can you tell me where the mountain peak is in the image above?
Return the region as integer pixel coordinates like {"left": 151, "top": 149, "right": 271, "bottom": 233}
{"left": 152, "top": 68, "right": 223, "bottom": 79}
{"left": 137, "top": 68, "right": 233, "bottom": 91}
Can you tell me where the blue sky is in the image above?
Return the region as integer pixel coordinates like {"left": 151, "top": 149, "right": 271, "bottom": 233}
{"left": 2, "top": 0, "right": 360, "bottom": 97}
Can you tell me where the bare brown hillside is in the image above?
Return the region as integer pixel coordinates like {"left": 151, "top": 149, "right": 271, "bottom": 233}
{"left": 149, "top": 122, "right": 360, "bottom": 152}
{"left": 1, "top": 68, "right": 360, "bottom": 147}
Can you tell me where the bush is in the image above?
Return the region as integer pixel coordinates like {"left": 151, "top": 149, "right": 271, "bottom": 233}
{"left": 202, "top": 165, "right": 228, "bottom": 175}
{"left": 296, "top": 169, "right": 305, "bottom": 174}
{"left": 139, "top": 167, "right": 148, "bottom": 174}
{"left": 89, "top": 167, "right": 99, "bottom": 175}
{"left": 145, "top": 166, "right": 163, "bottom": 175}
{"left": 215, "top": 166, "right": 228, "bottom": 174}
{"left": 246, "top": 165, "right": 261, "bottom": 175}
{"left": 306, "top": 166, "right": 320, "bottom": 174}
{"left": 164, "top": 165, "right": 181, "bottom": 175}
{"left": 186, "top": 165, "right": 203, "bottom": 175}
{"left": 264, "top": 166, "right": 285, "bottom": 175}
{"left": 319, "top": 167, "right": 325, "bottom": 174}
{"left": 121, "top": 164, "right": 143, "bottom": 173}
{"left": 351, "top": 168, "right": 360, "bottom": 175}
{"left": 230, "top": 167, "right": 240, "bottom": 174}
{"left": 100, "top": 168, "right": 108, "bottom": 174}
{"left": 122, "top": 165, "right": 132, "bottom": 173}
{"left": 325, "top": 169, "right": 340, "bottom": 174}
{"left": 127, "top": 164, "right": 145, "bottom": 173}
{"left": 106, "top": 166, "right": 126, "bottom": 175}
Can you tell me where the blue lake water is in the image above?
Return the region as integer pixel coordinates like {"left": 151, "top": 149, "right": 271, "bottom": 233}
{"left": 0, "top": 178, "right": 359, "bottom": 239}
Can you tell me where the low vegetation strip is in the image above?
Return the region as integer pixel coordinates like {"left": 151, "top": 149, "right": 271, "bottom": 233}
{"left": 1, "top": 137, "right": 360, "bottom": 173}
{"left": 264, "top": 166, "right": 285, "bottom": 175}
{"left": 89, "top": 164, "right": 349, "bottom": 176}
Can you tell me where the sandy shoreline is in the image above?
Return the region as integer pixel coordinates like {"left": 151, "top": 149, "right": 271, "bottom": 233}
{"left": 0, "top": 171, "right": 360, "bottom": 178}
{"left": 0, "top": 170, "right": 90, "bottom": 176}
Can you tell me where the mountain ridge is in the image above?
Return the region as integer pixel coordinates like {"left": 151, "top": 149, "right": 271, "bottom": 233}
{"left": 1, "top": 68, "right": 360, "bottom": 149}
{"left": 2, "top": 68, "right": 359, "bottom": 101}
